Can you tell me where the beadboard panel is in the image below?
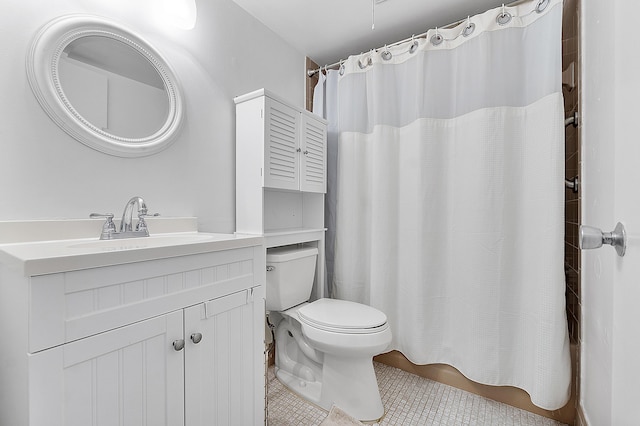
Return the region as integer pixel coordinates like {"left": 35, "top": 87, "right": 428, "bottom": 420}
{"left": 29, "top": 247, "right": 256, "bottom": 353}
{"left": 29, "top": 310, "right": 185, "bottom": 426}
{"left": 185, "top": 288, "right": 261, "bottom": 425}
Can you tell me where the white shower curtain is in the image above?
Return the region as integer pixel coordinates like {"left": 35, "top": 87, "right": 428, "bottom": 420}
{"left": 319, "top": 0, "right": 570, "bottom": 410}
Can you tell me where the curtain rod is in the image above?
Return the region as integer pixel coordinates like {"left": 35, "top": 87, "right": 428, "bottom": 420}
{"left": 306, "top": 0, "right": 530, "bottom": 77}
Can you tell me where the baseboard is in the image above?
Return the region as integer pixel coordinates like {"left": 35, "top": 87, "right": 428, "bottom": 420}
{"left": 374, "top": 350, "right": 576, "bottom": 425}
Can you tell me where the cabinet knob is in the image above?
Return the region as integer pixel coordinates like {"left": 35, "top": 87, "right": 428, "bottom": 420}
{"left": 303, "top": 150, "right": 309, "bottom": 155}
{"left": 190, "top": 333, "right": 203, "bottom": 344}
{"left": 172, "top": 339, "right": 185, "bottom": 351}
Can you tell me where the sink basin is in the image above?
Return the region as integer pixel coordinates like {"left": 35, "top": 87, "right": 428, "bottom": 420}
{"left": 67, "top": 233, "right": 219, "bottom": 251}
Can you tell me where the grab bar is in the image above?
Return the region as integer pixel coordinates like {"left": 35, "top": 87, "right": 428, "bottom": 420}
{"left": 565, "top": 176, "right": 579, "bottom": 193}
{"left": 565, "top": 111, "right": 579, "bottom": 128}
{"left": 564, "top": 111, "right": 579, "bottom": 192}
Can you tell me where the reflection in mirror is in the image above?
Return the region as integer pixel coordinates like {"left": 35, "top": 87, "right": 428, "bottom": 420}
{"left": 59, "top": 36, "right": 169, "bottom": 139}
{"left": 26, "top": 15, "right": 184, "bottom": 157}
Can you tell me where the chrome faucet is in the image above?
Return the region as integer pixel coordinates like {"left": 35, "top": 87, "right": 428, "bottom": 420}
{"left": 90, "top": 196, "right": 157, "bottom": 240}
{"left": 120, "top": 196, "right": 148, "bottom": 233}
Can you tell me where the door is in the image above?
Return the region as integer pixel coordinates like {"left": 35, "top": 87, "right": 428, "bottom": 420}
{"left": 581, "top": 1, "right": 640, "bottom": 424}
{"left": 184, "top": 289, "right": 263, "bottom": 426}
{"left": 265, "top": 97, "right": 300, "bottom": 191}
{"left": 29, "top": 310, "right": 185, "bottom": 426}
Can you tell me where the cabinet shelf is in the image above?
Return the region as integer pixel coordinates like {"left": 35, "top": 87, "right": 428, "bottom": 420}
{"left": 263, "top": 227, "right": 326, "bottom": 248}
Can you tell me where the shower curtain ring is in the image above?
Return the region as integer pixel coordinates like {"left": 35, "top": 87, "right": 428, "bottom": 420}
{"left": 462, "top": 16, "right": 475, "bottom": 37}
{"left": 431, "top": 27, "right": 443, "bottom": 46}
{"left": 381, "top": 44, "right": 392, "bottom": 61}
{"left": 358, "top": 52, "right": 372, "bottom": 69}
{"left": 497, "top": 4, "right": 512, "bottom": 25}
{"left": 409, "top": 35, "right": 419, "bottom": 53}
{"left": 535, "top": 0, "right": 550, "bottom": 13}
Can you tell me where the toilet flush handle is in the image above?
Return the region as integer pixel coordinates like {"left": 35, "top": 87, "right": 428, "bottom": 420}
{"left": 266, "top": 265, "right": 275, "bottom": 272}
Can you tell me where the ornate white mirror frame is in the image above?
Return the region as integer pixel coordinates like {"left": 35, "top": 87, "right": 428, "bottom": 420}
{"left": 26, "top": 14, "right": 184, "bottom": 157}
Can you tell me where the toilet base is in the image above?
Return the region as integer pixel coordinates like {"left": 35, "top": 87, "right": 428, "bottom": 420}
{"left": 319, "top": 354, "right": 385, "bottom": 422}
{"left": 276, "top": 355, "right": 385, "bottom": 423}
{"left": 275, "top": 367, "right": 323, "bottom": 407}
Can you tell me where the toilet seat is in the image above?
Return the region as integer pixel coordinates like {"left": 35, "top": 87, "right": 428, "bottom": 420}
{"left": 297, "top": 299, "right": 388, "bottom": 334}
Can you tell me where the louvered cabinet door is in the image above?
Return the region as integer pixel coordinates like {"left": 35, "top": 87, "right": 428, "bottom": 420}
{"left": 300, "top": 114, "right": 327, "bottom": 193}
{"left": 264, "top": 98, "right": 300, "bottom": 191}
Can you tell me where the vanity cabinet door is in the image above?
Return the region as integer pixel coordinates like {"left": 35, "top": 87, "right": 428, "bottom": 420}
{"left": 29, "top": 310, "right": 185, "bottom": 426}
{"left": 184, "top": 287, "right": 264, "bottom": 426}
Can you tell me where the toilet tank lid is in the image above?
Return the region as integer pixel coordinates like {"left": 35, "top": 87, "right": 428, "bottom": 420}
{"left": 266, "top": 246, "right": 318, "bottom": 262}
{"left": 298, "top": 299, "right": 388, "bottom": 331}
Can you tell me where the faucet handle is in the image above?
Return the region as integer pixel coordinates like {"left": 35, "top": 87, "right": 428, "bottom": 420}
{"left": 136, "top": 212, "right": 159, "bottom": 233}
{"left": 90, "top": 212, "right": 114, "bottom": 220}
{"left": 137, "top": 212, "right": 159, "bottom": 224}
{"left": 90, "top": 213, "right": 116, "bottom": 239}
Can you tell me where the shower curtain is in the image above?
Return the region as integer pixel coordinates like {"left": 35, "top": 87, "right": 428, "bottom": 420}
{"left": 315, "top": 0, "right": 570, "bottom": 410}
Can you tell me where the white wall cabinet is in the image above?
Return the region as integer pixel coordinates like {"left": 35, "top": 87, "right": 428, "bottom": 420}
{"left": 0, "top": 239, "right": 265, "bottom": 426}
{"left": 237, "top": 89, "right": 327, "bottom": 194}
{"left": 235, "top": 89, "right": 327, "bottom": 300}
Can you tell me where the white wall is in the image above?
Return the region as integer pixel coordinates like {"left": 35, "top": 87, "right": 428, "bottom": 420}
{"left": 0, "top": 0, "right": 306, "bottom": 233}
{"left": 581, "top": 1, "right": 640, "bottom": 425}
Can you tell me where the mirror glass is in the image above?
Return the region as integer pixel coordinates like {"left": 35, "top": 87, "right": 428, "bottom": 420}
{"left": 27, "top": 15, "right": 184, "bottom": 157}
{"left": 59, "top": 36, "right": 170, "bottom": 139}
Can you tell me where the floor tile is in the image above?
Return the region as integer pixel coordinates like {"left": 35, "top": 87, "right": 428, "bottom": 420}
{"left": 267, "top": 362, "right": 566, "bottom": 426}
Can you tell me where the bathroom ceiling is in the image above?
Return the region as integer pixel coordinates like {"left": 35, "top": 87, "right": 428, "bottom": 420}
{"left": 232, "top": 0, "right": 517, "bottom": 66}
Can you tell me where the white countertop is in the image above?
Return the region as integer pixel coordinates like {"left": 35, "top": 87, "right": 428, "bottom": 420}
{"left": 0, "top": 219, "right": 263, "bottom": 276}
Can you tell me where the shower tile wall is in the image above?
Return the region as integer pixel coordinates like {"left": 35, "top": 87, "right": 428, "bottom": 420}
{"left": 562, "top": 0, "right": 581, "bottom": 413}
{"left": 306, "top": 57, "right": 319, "bottom": 112}
{"left": 563, "top": 0, "right": 580, "bottom": 345}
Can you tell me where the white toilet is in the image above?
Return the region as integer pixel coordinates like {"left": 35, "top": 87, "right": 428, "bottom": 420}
{"left": 266, "top": 245, "right": 392, "bottom": 422}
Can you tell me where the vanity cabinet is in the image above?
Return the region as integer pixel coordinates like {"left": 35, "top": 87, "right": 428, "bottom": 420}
{"left": 235, "top": 89, "right": 327, "bottom": 300}
{"left": 0, "top": 237, "right": 265, "bottom": 426}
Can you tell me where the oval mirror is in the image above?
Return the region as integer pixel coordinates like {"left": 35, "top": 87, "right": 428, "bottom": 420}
{"left": 26, "top": 15, "right": 184, "bottom": 157}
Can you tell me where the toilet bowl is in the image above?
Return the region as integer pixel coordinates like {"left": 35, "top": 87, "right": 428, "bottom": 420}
{"left": 266, "top": 246, "right": 392, "bottom": 422}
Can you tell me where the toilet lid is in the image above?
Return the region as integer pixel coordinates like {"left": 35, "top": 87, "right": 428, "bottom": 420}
{"left": 297, "top": 299, "right": 388, "bottom": 333}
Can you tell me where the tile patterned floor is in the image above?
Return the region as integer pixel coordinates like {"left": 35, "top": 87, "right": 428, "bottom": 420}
{"left": 267, "top": 362, "right": 566, "bottom": 426}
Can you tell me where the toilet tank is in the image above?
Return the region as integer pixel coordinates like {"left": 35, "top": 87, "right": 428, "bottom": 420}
{"left": 266, "top": 245, "right": 318, "bottom": 311}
